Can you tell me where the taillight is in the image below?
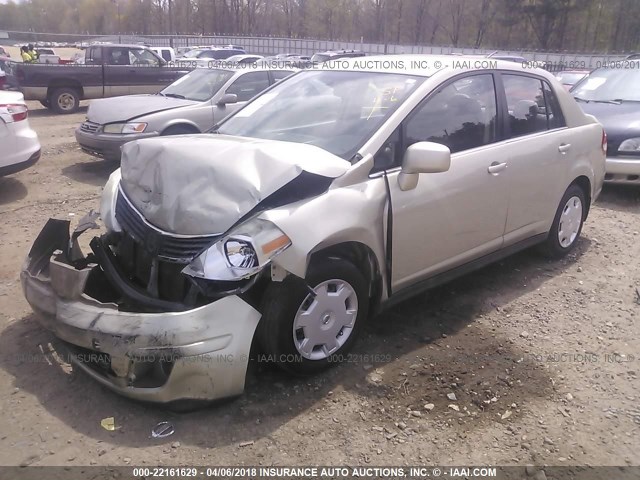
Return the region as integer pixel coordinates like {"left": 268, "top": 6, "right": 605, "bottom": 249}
{"left": 0, "top": 103, "right": 28, "bottom": 122}
{"left": 601, "top": 129, "right": 607, "bottom": 154}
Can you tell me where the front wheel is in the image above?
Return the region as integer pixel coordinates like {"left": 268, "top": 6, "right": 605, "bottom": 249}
{"left": 540, "top": 184, "right": 586, "bottom": 258}
{"left": 259, "top": 257, "right": 369, "bottom": 375}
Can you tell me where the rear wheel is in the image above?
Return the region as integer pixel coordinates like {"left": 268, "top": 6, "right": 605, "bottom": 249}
{"left": 540, "top": 184, "right": 586, "bottom": 258}
{"left": 259, "top": 257, "right": 369, "bottom": 375}
{"left": 50, "top": 87, "right": 80, "bottom": 114}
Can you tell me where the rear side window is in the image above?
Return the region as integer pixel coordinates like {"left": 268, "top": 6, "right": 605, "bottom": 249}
{"left": 404, "top": 74, "right": 498, "bottom": 154}
{"left": 503, "top": 74, "right": 565, "bottom": 137}
{"left": 226, "top": 71, "right": 270, "bottom": 102}
{"left": 87, "top": 47, "right": 103, "bottom": 65}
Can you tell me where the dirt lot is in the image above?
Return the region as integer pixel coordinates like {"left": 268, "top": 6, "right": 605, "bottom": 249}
{"left": 0, "top": 102, "right": 639, "bottom": 468}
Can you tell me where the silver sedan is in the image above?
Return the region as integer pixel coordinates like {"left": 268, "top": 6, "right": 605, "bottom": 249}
{"left": 75, "top": 66, "right": 295, "bottom": 162}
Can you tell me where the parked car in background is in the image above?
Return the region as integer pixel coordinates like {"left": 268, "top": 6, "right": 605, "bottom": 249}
{"left": 219, "top": 44, "right": 244, "bottom": 51}
{"left": 257, "top": 55, "right": 311, "bottom": 68}
{"left": 486, "top": 53, "right": 526, "bottom": 63}
{"left": 555, "top": 70, "right": 589, "bottom": 90}
{"left": 311, "top": 49, "right": 365, "bottom": 63}
{"left": 0, "top": 91, "right": 41, "bottom": 176}
{"left": 151, "top": 47, "right": 176, "bottom": 62}
{"left": 75, "top": 65, "right": 295, "bottom": 162}
{"left": 177, "top": 47, "right": 245, "bottom": 64}
{"left": 571, "top": 63, "right": 640, "bottom": 184}
{"left": 14, "top": 44, "right": 191, "bottom": 114}
{"left": 22, "top": 55, "right": 605, "bottom": 404}
{"left": 224, "top": 54, "right": 264, "bottom": 65}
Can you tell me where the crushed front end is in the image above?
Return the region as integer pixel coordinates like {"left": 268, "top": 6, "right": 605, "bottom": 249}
{"left": 20, "top": 201, "right": 263, "bottom": 405}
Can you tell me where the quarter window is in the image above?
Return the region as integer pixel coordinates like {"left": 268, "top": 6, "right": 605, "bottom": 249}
{"left": 503, "top": 74, "right": 565, "bottom": 137}
{"left": 405, "top": 74, "right": 498, "bottom": 154}
{"left": 542, "top": 81, "right": 566, "bottom": 129}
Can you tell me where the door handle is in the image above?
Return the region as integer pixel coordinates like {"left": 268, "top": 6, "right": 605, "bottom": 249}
{"left": 488, "top": 162, "right": 508, "bottom": 174}
{"left": 558, "top": 143, "right": 572, "bottom": 153}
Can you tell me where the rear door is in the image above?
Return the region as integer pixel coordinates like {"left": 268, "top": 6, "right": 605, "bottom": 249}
{"left": 498, "top": 73, "right": 570, "bottom": 244}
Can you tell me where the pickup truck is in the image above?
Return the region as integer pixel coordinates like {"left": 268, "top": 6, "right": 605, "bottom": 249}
{"left": 14, "top": 44, "right": 191, "bottom": 113}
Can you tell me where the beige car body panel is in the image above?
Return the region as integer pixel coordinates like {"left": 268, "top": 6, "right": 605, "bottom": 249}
{"left": 21, "top": 55, "right": 605, "bottom": 404}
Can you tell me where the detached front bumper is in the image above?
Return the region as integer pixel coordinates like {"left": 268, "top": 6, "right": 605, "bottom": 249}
{"left": 75, "top": 127, "right": 158, "bottom": 162}
{"left": 20, "top": 220, "right": 261, "bottom": 404}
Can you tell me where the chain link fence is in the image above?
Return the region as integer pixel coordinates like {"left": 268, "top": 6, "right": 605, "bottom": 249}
{"left": 1, "top": 30, "right": 632, "bottom": 70}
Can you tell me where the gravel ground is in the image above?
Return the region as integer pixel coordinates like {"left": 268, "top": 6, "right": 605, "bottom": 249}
{"left": 0, "top": 102, "right": 638, "bottom": 468}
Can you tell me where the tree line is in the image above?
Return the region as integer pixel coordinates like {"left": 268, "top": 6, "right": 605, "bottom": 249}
{"left": 1, "top": 0, "right": 639, "bottom": 53}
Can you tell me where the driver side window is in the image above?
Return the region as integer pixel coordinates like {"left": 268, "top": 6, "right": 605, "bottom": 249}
{"left": 404, "top": 74, "right": 498, "bottom": 154}
{"left": 226, "top": 72, "right": 270, "bottom": 102}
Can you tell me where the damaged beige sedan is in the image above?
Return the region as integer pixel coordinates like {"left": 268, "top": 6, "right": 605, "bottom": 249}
{"left": 21, "top": 56, "right": 606, "bottom": 405}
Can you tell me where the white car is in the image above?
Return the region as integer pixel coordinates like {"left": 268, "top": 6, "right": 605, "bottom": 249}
{"left": 0, "top": 91, "right": 41, "bottom": 176}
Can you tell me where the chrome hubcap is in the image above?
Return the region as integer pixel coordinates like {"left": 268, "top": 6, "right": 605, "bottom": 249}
{"left": 58, "top": 93, "right": 75, "bottom": 110}
{"left": 558, "top": 195, "right": 582, "bottom": 248}
{"left": 292, "top": 279, "right": 358, "bottom": 360}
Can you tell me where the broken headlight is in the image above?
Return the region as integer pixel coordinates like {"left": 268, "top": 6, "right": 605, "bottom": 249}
{"left": 182, "top": 218, "right": 291, "bottom": 281}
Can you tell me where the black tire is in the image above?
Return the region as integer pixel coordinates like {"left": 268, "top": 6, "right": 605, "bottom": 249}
{"left": 539, "top": 184, "right": 587, "bottom": 258}
{"left": 161, "top": 125, "right": 199, "bottom": 136}
{"left": 40, "top": 100, "right": 50, "bottom": 109}
{"left": 50, "top": 87, "right": 80, "bottom": 114}
{"left": 259, "top": 257, "right": 369, "bottom": 375}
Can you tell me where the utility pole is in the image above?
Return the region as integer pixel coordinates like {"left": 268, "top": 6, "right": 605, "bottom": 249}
{"left": 168, "top": 0, "right": 173, "bottom": 48}
{"left": 117, "top": 0, "right": 121, "bottom": 43}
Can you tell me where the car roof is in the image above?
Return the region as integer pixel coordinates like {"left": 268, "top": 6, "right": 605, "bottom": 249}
{"left": 196, "top": 64, "right": 297, "bottom": 74}
{"left": 90, "top": 43, "right": 152, "bottom": 49}
{"left": 329, "top": 54, "right": 553, "bottom": 78}
{"left": 316, "top": 49, "right": 365, "bottom": 55}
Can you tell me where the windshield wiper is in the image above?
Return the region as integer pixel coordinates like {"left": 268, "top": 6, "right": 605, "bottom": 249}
{"left": 592, "top": 99, "right": 623, "bottom": 104}
{"left": 573, "top": 96, "right": 589, "bottom": 103}
{"left": 163, "top": 93, "right": 186, "bottom": 99}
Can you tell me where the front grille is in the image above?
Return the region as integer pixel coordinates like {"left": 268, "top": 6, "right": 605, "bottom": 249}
{"left": 80, "top": 121, "right": 100, "bottom": 133}
{"left": 115, "top": 189, "right": 218, "bottom": 262}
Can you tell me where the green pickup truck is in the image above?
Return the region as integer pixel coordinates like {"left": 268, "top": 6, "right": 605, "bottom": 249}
{"left": 14, "top": 44, "right": 191, "bottom": 113}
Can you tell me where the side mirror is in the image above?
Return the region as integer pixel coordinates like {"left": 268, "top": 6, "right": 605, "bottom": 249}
{"left": 398, "top": 141, "right": 451, "bottom": 191}
{"left": 217, "top": 93, "right": 238, "bottom": 106}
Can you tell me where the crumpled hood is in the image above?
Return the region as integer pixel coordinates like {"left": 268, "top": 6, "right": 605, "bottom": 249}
{"left": 88, "top": 94, "right": 197, "bottom": 124}
{"left": 120, "top": 135, "right": 350, "bottom": 235}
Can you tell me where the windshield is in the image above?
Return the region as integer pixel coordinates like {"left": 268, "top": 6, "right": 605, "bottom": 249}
{"left": 218, "top": 70, "right": 424, "bottom": 160}
{"left": 183, "top": 49, "right": 204, "bottom": 58}
{"left": 571, "top": 66, "right": 640, "bottom": 101}
{"left": 161, "top": 69, "right": 234, "bottom": 102}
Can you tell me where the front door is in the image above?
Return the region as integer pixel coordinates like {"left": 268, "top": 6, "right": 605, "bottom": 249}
{"left": 388, "top": 73, "right": 510, "bottom": 292}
